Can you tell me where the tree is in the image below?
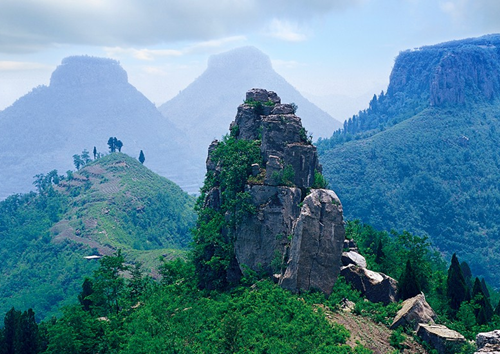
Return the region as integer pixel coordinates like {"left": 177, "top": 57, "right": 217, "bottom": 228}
{"left": 3, "top": 307, "right": 20, "bottom": 354}
{"left": 81, "top": 149, "right": 91, "bottom": 164}
{"left": 93, "top": 146, "right": 97, "bottom": 160}
{"left": 399, "top": 259, "right": 421, "bottom": 300}
{"left": 15, "top": 309, "right": 39, "bottom": 354}
{"left": 89, "top": 250, "right": 127, "bottom": 316}
{"left": 116, "top": 140, "right": 123, "bottom": 152}
{"left": 78, "top": 278, "right": 94, "bottom": 312}
{"left": 138, "top": 150, "right": 145, "bottom": 164}
{"left": 73, "top": 154, "right": 84, "bottom": 170}
{"left": 447, "top": 253, "right": 469, "bottom": 316}
{"left": 471, "top": 277, "right": 493, "bottom": 325}
{"left": 107, "top": 137, "right": 116, "bottom": 153}
{"left": 460, "top": 261, "right": 473, "bottom": 290}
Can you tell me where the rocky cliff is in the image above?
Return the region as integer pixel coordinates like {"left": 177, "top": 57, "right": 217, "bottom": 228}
{"left": 197, "top": 88, "right": 344, "bottom": 295}
{"left": 389, "top": 34, "right": 500, "bottom": 106}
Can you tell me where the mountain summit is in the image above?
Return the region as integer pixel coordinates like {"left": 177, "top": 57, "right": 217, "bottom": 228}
{"left": 0, "top": 56, "right": 197, "bottom": 199}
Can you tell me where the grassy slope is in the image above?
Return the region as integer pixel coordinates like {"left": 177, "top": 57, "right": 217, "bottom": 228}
{"left": 320, "top": 102, "right": 500, "bottom": 286}
{"left": 0, "top": 153, "right": 196, "bottom": 320}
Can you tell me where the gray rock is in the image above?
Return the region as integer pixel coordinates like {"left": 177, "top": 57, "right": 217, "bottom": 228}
{"left": 417, "top": 324, "right": 466, "bottom": 354}
{"left": 271, "top": 104, "right": 295, "bottom": 115}
{"left": 246, "top": 88, "right": 270, "bottom": 103}
{"left": 340, "top": 265, "right": 399, "bottom": 305}
{"left": 279, "top": 189, "right": 344, "bottom": 296}
{"left": 390, "top": 293, "right": 437, "bottom": 330}
{"left": 342, "top": 251, "right": 367, "bottom": 268}
{"left": 476, "top": 330, "right": 500, "bottom": 353}
{"left": 264, "top": 155, "right": 284, "bottom": 186}
{"left": 234, "top": 185, "right": 302, "bottom": 276}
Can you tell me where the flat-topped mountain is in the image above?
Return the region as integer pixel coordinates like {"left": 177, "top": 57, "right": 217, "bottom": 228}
{"left": 0, "top": 56, "right": 198, "bottom": 199}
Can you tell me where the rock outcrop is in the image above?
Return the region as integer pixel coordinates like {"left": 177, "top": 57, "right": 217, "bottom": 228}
{"left": 341, "top": 251, "right": 367, "bottom": 268}
{"left": 340, "top": 265, "right": 398, "bottom": 305}
{"left": 390, "top": 293, "right": 437, "bottom": 330}
{"left": 416, "top": 324, "right": 466, "bottom": 354}
{"left": 476, "top": 330, "right": 500, "bottom": 353}
{"left": 203, "top": 88, "right": 344, "bottom": 295}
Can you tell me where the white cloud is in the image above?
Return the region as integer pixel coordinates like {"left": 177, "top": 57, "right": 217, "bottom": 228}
{"left": 0, "top": 0, "right": 363, "bottom": 53}
{"left": 272, "top": 59, "right": 307, "bottom": 70}
{"left": 266, "top": 19, "right": 308, "bottom": 42}
{"left": 0, "top": 61, "right": 52, "bottom": 71}
{"left": 104, "top": 36, "right": 247, "bottom": 61}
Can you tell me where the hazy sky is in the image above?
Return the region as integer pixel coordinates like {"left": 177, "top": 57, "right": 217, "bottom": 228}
{"left": 1, "top": 0, "right": 499, "bottom": 120}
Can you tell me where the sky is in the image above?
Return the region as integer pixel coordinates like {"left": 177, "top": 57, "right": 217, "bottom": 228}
{"left": 1, "top": 0, "right": 500, "bottom": 121}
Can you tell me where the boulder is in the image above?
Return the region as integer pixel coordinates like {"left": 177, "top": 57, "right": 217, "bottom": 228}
{"left": 476, "top": 330, "right": 500, "bottom": 353}
{"left": 341, "top": 251, "right": 367, "bottom": 268}
{"left": 279, "top": 189, "right": 344, "bottom": 296}
{"left": 390, "top": 293, "right": 437, "bottom": 330}
{"left": 417, "top": 324, "right": 466, "bottom": 354}
{"left": 340, "top": 265, "right": 398, "bottom": 305}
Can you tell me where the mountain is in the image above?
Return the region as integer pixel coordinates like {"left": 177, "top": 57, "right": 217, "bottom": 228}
{"left": 158, "top": 46, "right": 342, "bottom": 186}
{"left": 0, "top": 56, "right": 199, "bottom": 199}
{"left": 0, "top": 152, "right": 196, "bottom": 320}
{"left": 317, "top": 34, "right": 500, "bottom": 286}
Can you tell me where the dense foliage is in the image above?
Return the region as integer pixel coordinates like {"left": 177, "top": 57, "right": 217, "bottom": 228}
{"left": 1, "top": 254, "right": 375, "bottom": 354}
{"left": 193, "top": 135, "right": 262, "bottom": 290}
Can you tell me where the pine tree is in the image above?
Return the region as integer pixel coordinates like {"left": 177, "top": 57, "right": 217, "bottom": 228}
{"left": 375, "top": 239, "right": 385, "bottom": 264}
{"left": 399, "top": 259, "right": 421, "bottom": 300}
{"left": 93, "top": 146, "right": 97, "bottom": 160}
{"left": 447, "top": 253, "right": 469, "bottom": 316}
{"left": 116, "top": 139, "right": 123, "bottom": 152}
{"left": 139, "top": 150, "right": 145, "bottom": 164}
{"left": 3, "top": 307, "right": 20, "bottom": 354}
{"left": 472, "top": 277, "right": 493, "bottom": 325}
{"left": 460, "top": 261, "right": 473, "bottom": 290}
{"left": 107, "top": 137, "right": 116, "bottom": 152}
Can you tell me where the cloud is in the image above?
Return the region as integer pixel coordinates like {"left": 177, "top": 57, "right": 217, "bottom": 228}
{"left": 0, "top": 0, "right": 363, "bottom": 53}
{"left": 0, "top": 61, "right": 52, "bottom": 71}
{"left": 438, "top": 0, "right": 500, "bottom": 31}
{"left": 104, "top": 36, "right": 246, "bottom": 61}
{"left": 265, "top": 20, "right": 308, "bottom": 42}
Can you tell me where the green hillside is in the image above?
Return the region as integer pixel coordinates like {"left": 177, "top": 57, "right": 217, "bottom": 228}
{"left": 317, "top": 35, "right": 500, "bottom": 287}
{"left": 0, "top": 153, "right": 196, "bottom": 320}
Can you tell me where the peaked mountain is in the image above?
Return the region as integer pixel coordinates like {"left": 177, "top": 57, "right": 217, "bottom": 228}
{"left": 159, "top": 46, "right": 342, "bottom": 182}
{"left": 317, "top": 34, "right": 500, "bottom": 286}
{"left": 0, "top": 152, "right": 196, "bottom": 321}
{"left": 0, "top": 56, "right": 199, "bottom": 199}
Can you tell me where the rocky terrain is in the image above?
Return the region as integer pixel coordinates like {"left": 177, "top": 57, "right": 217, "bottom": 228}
{"left": 198, "top": 88, "right": 344, "bottom": 294}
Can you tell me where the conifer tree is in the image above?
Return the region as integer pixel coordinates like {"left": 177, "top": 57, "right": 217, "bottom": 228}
{"left": 447, "top": 253, "right": 469, "bottom": 316}
{"left": 139, "top": 150, "right": 145, "bottom": 164}
{"left": 472, "top": 277, "right": 493, "bottom": 325}
{"left": 375, "top": 239, "right": 385, "bottom": 264}
{"left": 399, "top": 259, "right": 421, "bottom": 300}
{"left": 93, "top": 146, "right": 97, "bottom": 160}
{"left": 460, "top": 261, "right": 473, "bottom": 290}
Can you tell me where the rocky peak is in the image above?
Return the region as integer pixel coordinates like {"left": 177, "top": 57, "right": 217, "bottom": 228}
{"left": 203, "top": 88, "right": 344, "bottom": 295}
{"left": 207, "top": 46, "right": 273, "bottom": 75}
{"left": 227, "top": 88, "right": 321, "bottom": 189}
{"left": 387, "top": 34, "right": 500, "bottom": 106}
{"left": 50, "top": 56, "right": 128, "bottom": 89}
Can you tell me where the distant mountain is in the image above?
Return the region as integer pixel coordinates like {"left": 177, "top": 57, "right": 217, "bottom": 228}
{"left": 317, "top": 34, "right": 500, "bottom": 286}
{"left": 0, "top": 152, "right": 196, "bottom": 321}
{"left": 0, "top": 56, "right": 199, "bottom": 199}
{"left": 159, "top": 46, "right": 342, "bottom": 181}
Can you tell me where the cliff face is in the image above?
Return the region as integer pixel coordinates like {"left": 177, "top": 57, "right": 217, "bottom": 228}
{"left": 388, "top": 34, "right": 500, "bottom": 106}
{"left": 202, "top": 88, "right": 344, "bottom": 295}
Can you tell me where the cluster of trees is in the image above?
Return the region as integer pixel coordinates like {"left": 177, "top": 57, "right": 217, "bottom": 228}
{"left": 107, "top": 137, "right": 123, "bottom": 153}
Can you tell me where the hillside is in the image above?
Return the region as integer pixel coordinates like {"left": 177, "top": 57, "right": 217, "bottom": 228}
{"left": 317, "top": 34, "right": 500, "bottom": 286}
{"left": 0, "top": 56, "right": 199, "bottom": 199}
{"left": 0, "top": 153, "right": 196, "bottom": 320}
{"left": 159, "top": 46, "right": 342, "bottom": 189}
